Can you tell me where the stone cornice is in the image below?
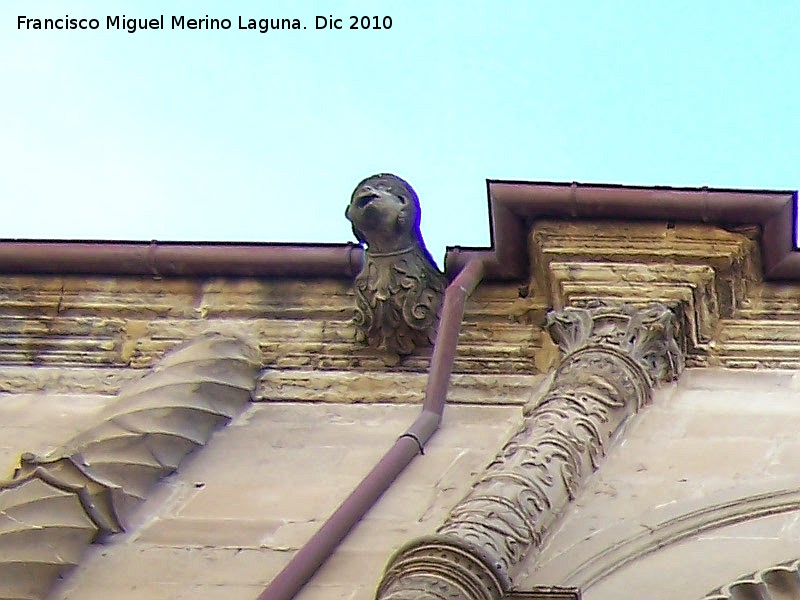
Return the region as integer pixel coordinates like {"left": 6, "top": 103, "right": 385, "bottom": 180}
{"left": 507, "top": 220, "right": 800, "bottom": 370}
{"left": 1, "top": 219, "right": 799, "bottom": 374}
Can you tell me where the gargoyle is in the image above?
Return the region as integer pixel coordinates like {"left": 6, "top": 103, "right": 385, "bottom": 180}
{"left": 346, "top": 173, "right": 446, "bottom": 362}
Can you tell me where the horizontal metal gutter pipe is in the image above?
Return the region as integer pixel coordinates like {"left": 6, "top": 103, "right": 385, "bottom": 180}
{"left": 4, "top": 182, "right": 796, "bottom": 281}
{"left": 445, "top": 180, "right": 799, "bottom": 281}
{"left": 0, "top": 240, "right": 364, "bottom": 278}
{"left": 257, "top": 258, "right": 486, "bottom": 600}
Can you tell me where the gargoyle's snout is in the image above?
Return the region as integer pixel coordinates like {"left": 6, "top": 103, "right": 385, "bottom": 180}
{"left": 346, "top": 189, "right": 375, "bottom": 220}
{"left": 354, "top": 192, "right": 379, "bottom": 209}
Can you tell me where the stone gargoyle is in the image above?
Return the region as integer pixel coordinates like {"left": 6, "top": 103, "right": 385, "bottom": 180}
{"left": 346, "top": 173, "right": 446, "bottom": 362}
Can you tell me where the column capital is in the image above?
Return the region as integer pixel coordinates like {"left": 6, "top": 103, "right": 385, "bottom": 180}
{"left": 547, "top": 302, "right": 684, "bottom": 384}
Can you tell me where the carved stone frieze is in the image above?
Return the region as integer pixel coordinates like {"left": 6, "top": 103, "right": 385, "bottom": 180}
{"left": 375, "top": 303, "right": 684, "bottom": 600}
{"left": 0, "top": 335, "right": 260, "bottom": 600}
{"left": 346, "top": 174, "right": 446, "bottom": 363}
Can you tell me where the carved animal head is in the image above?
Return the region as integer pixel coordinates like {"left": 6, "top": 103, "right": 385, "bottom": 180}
{"left": 346, "top": 173, "right": 422, "bottom": 254}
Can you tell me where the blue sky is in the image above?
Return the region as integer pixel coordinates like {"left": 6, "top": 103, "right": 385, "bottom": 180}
{"left": 3, "top": 1, "right": 798, "bottom": 265}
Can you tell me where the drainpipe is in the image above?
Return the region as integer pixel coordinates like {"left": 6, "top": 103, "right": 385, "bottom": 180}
{"left": 257, "top": 258, "right": 486, "bottom": 600}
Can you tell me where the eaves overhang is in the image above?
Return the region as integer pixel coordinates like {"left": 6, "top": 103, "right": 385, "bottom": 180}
{"left": 0, "top": 181, "right": 797, "bottom": 283}
{"left": 445, "top": 180, "right": 798, "bottom": 281}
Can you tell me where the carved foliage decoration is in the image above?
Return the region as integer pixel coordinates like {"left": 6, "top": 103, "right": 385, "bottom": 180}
{"left": 546, "top": 302, "right": 684, "bottom": 385}
{"left": 346, "top": 173, "right": 446, "bottom": 361}
{"left": 375, "top": 303, "right": 684, "bottom": 600}
{"left": 0, "top": 335, "right": 260, "bottom": 600}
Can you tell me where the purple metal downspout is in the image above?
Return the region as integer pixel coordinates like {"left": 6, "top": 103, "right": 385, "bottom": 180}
{"left": 257, "top": 259, "right": 486, "bottom": 600}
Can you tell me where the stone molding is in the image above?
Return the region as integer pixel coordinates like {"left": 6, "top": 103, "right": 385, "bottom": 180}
{"left": 702, "top": 557, "right": 800, "bottom": 600}
{"left": 501, "top": 220, "right": 800, "bottom": 370}
{"left": 256, "top": 371, "right": 544, "bottom": 405}
{"left": 375, "top": 303, "right": 684, "bottom": 600}
{"left": 2, "top": 221, "right": 800, "bottom": 374}
{"left": 560, "top": 485, "right": 800, "bottom": 590}
{"left": 0, "top": 335, "right": 260, "bottom": 600}
{"left": 519, "top": 221, "right": 757, "bottom": 365}
{"left": 376, "top": 536, "right": 508, "bottom": 600}
{"left": 375, "top": 539, "right": 581, "bottom": 600}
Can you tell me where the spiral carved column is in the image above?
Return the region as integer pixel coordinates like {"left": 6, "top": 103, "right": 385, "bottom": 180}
{"left": 375, "top": 303, "right": 685, "bottom": 600}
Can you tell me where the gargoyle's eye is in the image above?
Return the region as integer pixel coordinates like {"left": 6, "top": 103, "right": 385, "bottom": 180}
{"left": 397, "top": 195, "right": 407, "bottom": 204}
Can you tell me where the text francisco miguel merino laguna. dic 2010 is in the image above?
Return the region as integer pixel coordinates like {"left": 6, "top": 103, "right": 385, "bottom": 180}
{"left": 17, "top": 14, "right": 394, "bottom": 33}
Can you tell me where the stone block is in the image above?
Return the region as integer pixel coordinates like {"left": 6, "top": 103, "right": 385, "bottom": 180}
{"left": 295, "top": 584, "right": 369, "bottom": 600}
{"left": 678, "top": 367, "right": 797, "bottom": 391}
{"left": 177, "top": 482, "right": 342, "bottom": 522}
{"left": 136, "top": 517, "right": 283, "bottom": 547}
{"left": 302, "top": 549, "right": 389, "bottom": 593}
{"left": 54, "top": 545, "right": 291, "bottom": 592}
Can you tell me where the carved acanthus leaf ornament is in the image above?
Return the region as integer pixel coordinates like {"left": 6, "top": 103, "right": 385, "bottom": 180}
{"left": 375, "top": 303, "right": 684, "bottom": 600}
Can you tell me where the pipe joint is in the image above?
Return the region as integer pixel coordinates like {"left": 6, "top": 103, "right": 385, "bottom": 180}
{"left": 397, "top": 432, "right": 424, "bottom": 455}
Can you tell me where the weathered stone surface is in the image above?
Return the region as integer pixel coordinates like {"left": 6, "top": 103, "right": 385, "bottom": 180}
{"left": 0, "top": 366, "right": 143, "bottom": 395}
{"left": 0, "top": 393, "right": 111, "bottom": 475}
{"left": 5, "top": 218, "right": 800, "bottom": 600}
{"left": 514, "top": 220, "right": 800, "bottom": 370}
{"left": 0, "top": 221, "right": 798, "bottom": 385}
{"left": 50, "top": 403, "right": 522, "bottom": 600}
{"left": 516, "top": 367, "right": 800, "bottom": 600}
{"left": 0, "top": 276, "right": 547, "bottom": 385}
{"left": 0, "top": 335, "right": 261, "bottom": 600}
{"left": 375, "top": 303, "right": 684, "bottom": 600}
{"left": 257, "top": 371, "right": 543, "bottom": 405}
{"left": 346, "top": 174, "right": 447, "bottom": 361}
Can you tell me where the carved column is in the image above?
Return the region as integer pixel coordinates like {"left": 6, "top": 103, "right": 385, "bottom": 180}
{"left": 375, "top": 303, "right": 684, "bottom": 600}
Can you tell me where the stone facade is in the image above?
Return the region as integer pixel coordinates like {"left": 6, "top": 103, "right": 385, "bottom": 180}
{"left": 0, "top": 273, "right": 540, "bottom": 600}
{"left": 519, "top": 369, "right": 800, "bottom": 600}
{"left": 2, "top": 184, "right": 800, "bottom": 600}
